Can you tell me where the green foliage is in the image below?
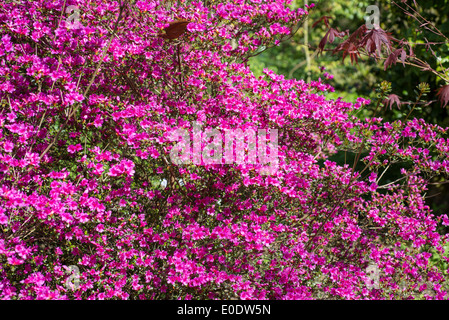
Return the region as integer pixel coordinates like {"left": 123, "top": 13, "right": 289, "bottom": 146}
{"left": 249, "top": 0, "right": 449, "bottom": 277}
{"left": 250, "top": 0, "right": 449, "bottom": 123}
{"left": 250, "top": 0, "right": 378, "bottom": 104}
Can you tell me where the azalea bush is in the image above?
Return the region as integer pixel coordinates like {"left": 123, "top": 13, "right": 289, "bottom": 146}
{"left": 0, "top": 0, "right": 448, "bottom": 300}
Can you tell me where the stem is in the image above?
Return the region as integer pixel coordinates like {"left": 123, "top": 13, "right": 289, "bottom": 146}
{"left": 404, "top": 91, "right": 422, "bottom": 123}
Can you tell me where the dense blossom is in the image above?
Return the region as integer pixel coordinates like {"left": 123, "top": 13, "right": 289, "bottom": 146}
{"left": 0, "top": 0, "right": 448, "bottom": 300}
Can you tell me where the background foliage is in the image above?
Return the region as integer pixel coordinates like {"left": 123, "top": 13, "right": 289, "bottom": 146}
{"left": 251, "top": 0, "right": 449, "bottom": 227}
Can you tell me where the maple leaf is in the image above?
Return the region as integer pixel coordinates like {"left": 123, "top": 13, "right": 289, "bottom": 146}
{"left": 158, "top": 19, "right": 191, "bottom": 40}
{"left": 361, "top": 28, "right": 394, "bottom": 59}
{"left": 331, "top": 25, "right": 367, "bottom": 64}
{"left": 436, "top": 85, "right": 449, "bottom": 108}
{"left": 318, "top": 27, "right": 347, "bottom": 54}
{"left": 383, "top": 94, "right": 402, "bottom": 110}
{"left": 312, "top": 16, "right": 332, "bottom": 29}
{"left": 333, "top": 40, "right": 360, "bottom": 64}
{"left": 350, "top": 24, "right": 369, "bottom": 41}
{"left": 384, "top": 48, "right": 407, "bottom": 70}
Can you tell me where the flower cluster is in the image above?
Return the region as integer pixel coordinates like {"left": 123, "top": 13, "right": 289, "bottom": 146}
{"left": 0, "top": 0, "right": 448, "bottom": 300}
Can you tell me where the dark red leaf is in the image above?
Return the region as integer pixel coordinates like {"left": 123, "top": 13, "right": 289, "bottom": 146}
{"left": 436, "top": 85, "right": 449, "bottom": 108}
{"left": 409, "top": 45, "right": 414, "bottom": 58}
{"left": 312, "top": 16, "right": 332, "bottom": 29}
{"left": 361, "top": 28, "right": 394, "bottom": 58}
{"left": 350, "top": 24, "right": 368, "bottom": 41}
{"left": 383, "top": 94, "right": 402, "bottom": 110}
{"left": 334, "top": 41, "right": 360, "bottom": 64}
{"left": 318, "top": 27, "right": 346, "bottom": 54}
{"left": 384, "top": 48, "right": 406, "bottom": 71}
{"left": 158, "top": 19, "right": 191, "bottom": 40}
{"left": 400, "top": 49, "right": 407, "bottom": 67}
{"left": 384, "top": 51, "right": 397, "bottom": 71}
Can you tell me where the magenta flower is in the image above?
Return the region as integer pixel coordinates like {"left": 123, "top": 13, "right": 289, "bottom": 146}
{"left": 7, "top": 256, "right": 24, "bottom": 266}
{"left": 3, "top": 141, "right": 13, "bottom": 153}
{"left": 67, "top": 144, "right": 83, "bottom": 154}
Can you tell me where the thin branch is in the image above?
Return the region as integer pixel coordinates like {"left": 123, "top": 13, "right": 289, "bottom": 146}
{"left": 377, "top": 176, "right": 407, "bottom": 189}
